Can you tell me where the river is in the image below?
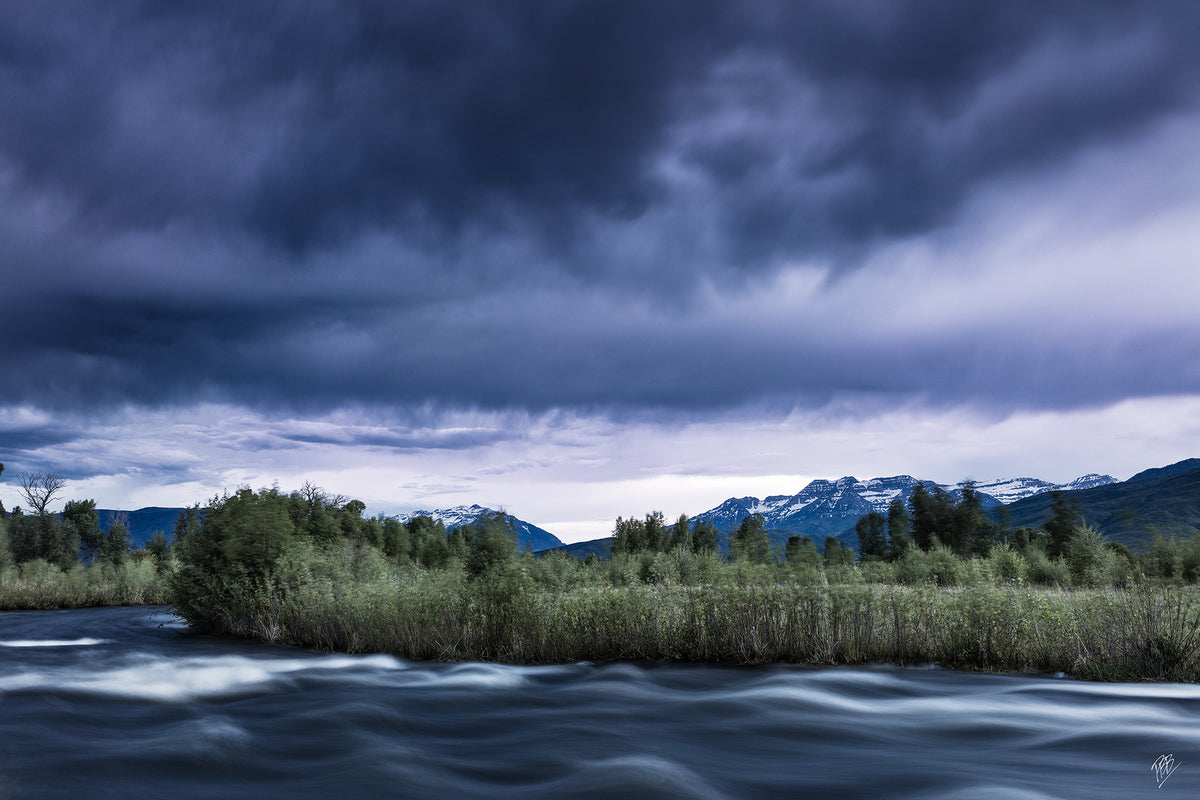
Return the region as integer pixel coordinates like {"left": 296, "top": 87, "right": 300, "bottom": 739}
{"left": 1, "top": 605, "right": 1197, "bottom": 798}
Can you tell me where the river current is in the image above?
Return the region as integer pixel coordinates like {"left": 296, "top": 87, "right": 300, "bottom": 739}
{"left": 1, "top": 605, "right": 1198, "bottom": 798}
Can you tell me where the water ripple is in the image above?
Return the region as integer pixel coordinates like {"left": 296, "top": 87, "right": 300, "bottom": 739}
{"left": 1, "top": 606, "right": 1197, "bottom": 799}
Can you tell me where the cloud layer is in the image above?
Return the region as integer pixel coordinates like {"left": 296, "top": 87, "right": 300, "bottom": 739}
{"left": 2, "top": 2, "right": 1200, "bottom": 529}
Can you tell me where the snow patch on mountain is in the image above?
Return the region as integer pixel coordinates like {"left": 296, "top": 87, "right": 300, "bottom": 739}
{"left": 692, "top": 471, "right": 1120, "bottom": 537}
{"left": 1063, "top": 474, "right": 1118, "bottom": 491}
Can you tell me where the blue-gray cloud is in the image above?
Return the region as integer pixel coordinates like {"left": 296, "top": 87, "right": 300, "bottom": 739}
{"left": 2, "top": 0, "right": 1199, "bottom": 421}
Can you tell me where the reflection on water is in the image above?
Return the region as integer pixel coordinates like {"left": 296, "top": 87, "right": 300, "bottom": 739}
{"left": 1, "top": 605, "right": 1198, "bottom": 799}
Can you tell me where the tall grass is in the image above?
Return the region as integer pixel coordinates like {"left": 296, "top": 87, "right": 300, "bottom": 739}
{"left": 213, "top": 560, "right": 1200, "bottom": 682}
{"left": 0, "top": 558, "right": 172, "bottom": 610}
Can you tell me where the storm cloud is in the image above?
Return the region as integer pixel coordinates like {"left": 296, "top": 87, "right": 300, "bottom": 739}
{"left": 2, "top": 1, "right": 1200, "bottom": 522}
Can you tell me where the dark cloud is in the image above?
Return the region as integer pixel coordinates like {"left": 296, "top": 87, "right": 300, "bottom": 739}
{"left": 0, "top": 423, "right": 83, "bottom": 459}
{"left": 277, "top": 427, "right": 510, "bottom": 452}
{"left": 5, "top": 2, "right": 1196, "bottom": 258}
{"left": 2, "top": 1, "right": 1200, "bottom": 420}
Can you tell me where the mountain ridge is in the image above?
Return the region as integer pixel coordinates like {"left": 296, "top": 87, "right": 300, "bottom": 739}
{"left": 1000, "top": 461, "right": 1200, "bottom": 547}
{"left": 396, "top": 505, "right": 564, "bottom": 552}
{"left": 553, "top": 470, "right": 1121, "bottom": 558}
{"left": 689, "top": 472, "right": 1117, "bottom": 541}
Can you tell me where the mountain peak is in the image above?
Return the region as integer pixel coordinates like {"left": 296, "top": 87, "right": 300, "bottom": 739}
{"left": 397, "top": 505, "right": 563, "bottom": 551}
{"left": 1063, "top": 474, "right": 1117, "bottom": 491}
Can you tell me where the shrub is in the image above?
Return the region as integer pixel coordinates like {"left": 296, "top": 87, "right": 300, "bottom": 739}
{"left": 896, "top": 547, "right": 963, "bottom": 586}
{"left": 1024, "top": 549, "right": 1070, "bottom": 587}
{"left": 988, "top": 544, "right": 1026, "bottom": 584}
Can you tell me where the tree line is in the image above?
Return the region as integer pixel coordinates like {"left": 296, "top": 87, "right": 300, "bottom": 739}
{"left": 611, "top": 509, "right": 855, "bottom": 568}
{"left": 169, "top": 483, "right": 530, "bottom": 629}
{"left": 6, "top": 465, "right": 1200, "bottom": 608}
{"left": 0, "top": 468, "right": 157, "bottom": 571}
{"left": 854, "top": 481, "right": 1100, "bottom": 560}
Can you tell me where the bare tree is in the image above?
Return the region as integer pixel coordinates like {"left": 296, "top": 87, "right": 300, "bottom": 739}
{"left": 105, "top": 509, "right": 130, "bottom": 532}
{"left": 299, "top": 480, "right": 326, "bottom": 506}
{"left": 19, "top": 471, "right": 67, "bottom": 517}
{"left": 299, "top": 480, "right": 347, "bottom": 509}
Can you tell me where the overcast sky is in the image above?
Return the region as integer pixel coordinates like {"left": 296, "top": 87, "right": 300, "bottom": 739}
{"left": 2, "top": 1, "right": 1200, "bottom": 542}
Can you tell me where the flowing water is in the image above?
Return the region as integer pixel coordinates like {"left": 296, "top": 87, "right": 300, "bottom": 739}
{"left": 1, "top": 605, "right": 1198, "bottom": 799}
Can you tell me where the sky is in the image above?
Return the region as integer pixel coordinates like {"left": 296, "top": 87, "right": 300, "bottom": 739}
{"left": 2, "top": 1, "right": 1200, "bottom": 543}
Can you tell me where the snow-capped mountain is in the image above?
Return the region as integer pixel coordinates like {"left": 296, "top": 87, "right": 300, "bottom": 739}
{"left": 692, "top": 473, "right": 1117, "bottom": 538}
{"left": 965, "top": 477, "right": 1058, "bottom": 505}
{"left": 1062, "top": 473, "right": 1119, "bottom": 491}
{"left": 397, "top": 504, "right": 564, "bottom": 552}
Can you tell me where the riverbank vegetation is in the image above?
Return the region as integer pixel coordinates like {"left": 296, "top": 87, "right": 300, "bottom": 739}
{"left": 4, "top": 468, "right": 1200, "bottom": 681}
{"left": 0, "top": 466, "right": 173, "bottom": 609}
{"left": 156, "top": 482, "right": 1200, "bottom": 681}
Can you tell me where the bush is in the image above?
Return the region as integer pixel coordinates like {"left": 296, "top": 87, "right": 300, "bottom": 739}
{"left": 0, "top": 558, "right": 170, "bottom": 609}
{"left": 1023, "top": 548, "right": 1070, "bottom": 586}
{"left": 988, "top": 544, "right": 1026, "bottom": 584}
{"left": 896, "top": 547, "right": 963, "bottom": 586}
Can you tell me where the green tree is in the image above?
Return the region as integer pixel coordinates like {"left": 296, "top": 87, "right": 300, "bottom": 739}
{"left": 691, "top": 519, "right": 719, "bottom": 554}
{"left": 952, "top": 482, "right": 999, "bottom": 557}
{"left": 785, "top": 535, "right": 820, "bottom": 565}
{"left": 823, "top": 535, "right": 853, "bottom": 568}
{"left": 1065, "top": 523, "right": 1107, "bottom": 586}
{"left": 146, "top": 530, "right": 171, "bottom": 565}
{"left": 172, "top": 505, "right": 202, "bottom": 548}
{"left": 13, "top": 472, "right": 74, "bottom": 567}
{"left": 101, "top": 518, "right": 132, "bottom": 565}
{"left": 855, "top": 511, "right": 888, "bottom": 561}
{"left": 7, "top": 509, "right": 31, "bottom": 562}
{"left": 731, "top": 513, "right": 772, "bottom": 564}
{"left": 418, "top": 531, "right": 452, "bottom": 568}
{"left": 407, "top": 516, "right": 450, "bottom": 567}
{"left": 466, "top": 512, "right": 519, "bottom": 578}
{"left": 171, "top": 487, "right": 302, "bottom": 631}
{"left": 177, "top": 488, "right": 296, "bottom": 581}
{"left": 291, "top": 484, "right": 343, "bottom": 545}
{"left": 908, "top": 483, "right": 957, "bottom": 551}
{"left": 668, "top": 514, "right": 691, "bottom": 550}
{"left": 0, "top": 513, "right": 11, "bottom": 570}
{"left": 612, "top": 516, "right": 649, "bottom": 554}
{"left": 886, "top": 497, "right": 913, "bottom": 557}
{"left": 643, "top": 511, "right": 667, "bottom": 553}
{"left": 908, "top": 483, "right": 936, "bottom": 550}
{"left": 338, "top": 499, "right": 369, "bottom": 544}
{"left": 220, "top": 488, "right": 295, "bottom": 572}
{"left": 1043, "top": 491, "right": 1082, "bottom": 559}
{"left": 611, "top": 512, "right": 671, "bottom": 554}
{"left": 378, "top": 516, "right": 411, "bottom": 563}
{"left": 63, "top": 499, "right": 102, "bottom": 563}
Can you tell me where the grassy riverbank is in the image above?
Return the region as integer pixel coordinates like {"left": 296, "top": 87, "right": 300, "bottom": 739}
{"left": 0, "top": 559, "right": 171, "bottom": 610}
{"left": 6, "top": 484, "right": 1193, "bottom": 681}
{"left": 211, "top": 561, "right": 1200, "bottom": 682}
{"left": 150, "top": 485, "right": 1200, "bottom": 682}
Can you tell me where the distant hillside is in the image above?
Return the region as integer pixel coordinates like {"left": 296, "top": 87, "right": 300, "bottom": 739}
{"left": 1126, "top": 458, "right": 1200, "bottom": 485}
{"left": 998, "top": 459, "right": 1200, "bottom": 548}
{"left": 551, "top": 538, "right": 612, "bottom": 560}
{"left": 96, "top": 507, "right": 185, "bottom": 548}
{"left": 397, "top": 505, "right": 563, "bottom": 552}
